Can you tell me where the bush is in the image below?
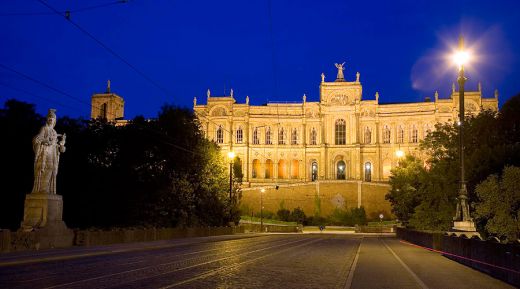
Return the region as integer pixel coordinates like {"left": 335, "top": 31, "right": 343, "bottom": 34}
{"left": 290, "top": 207, "right": 306, "bottom": 224}
{"left": 277, "top": 208, "right": 291, "bottom": 221}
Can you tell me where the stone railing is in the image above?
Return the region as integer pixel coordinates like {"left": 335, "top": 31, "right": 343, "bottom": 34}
{"left": 396, "top": 227, "right": 520, "bottom": 287}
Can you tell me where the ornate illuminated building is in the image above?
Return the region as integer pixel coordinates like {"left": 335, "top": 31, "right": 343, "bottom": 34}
{"left": 194, "top": 64, "right": 498, "bottom": 186}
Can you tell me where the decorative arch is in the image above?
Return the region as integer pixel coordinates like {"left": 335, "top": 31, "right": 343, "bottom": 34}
{"left": 252, "top": 159, "right": 260, "bottom": 178}
{"left": 265, "top": 159, "right": 273, "bottom": 179}
{"left": 278, "top": 159, "right": 287, "bottom": 179}
{"left": 209, "top": 106, "right": 228, "bottom": 117}
{"left": 291, "top": 160, "right": 299, "bottom": 179}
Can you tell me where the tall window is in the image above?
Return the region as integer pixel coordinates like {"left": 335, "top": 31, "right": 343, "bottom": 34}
{"left": 397, "top": 125, "right": 404, "bottom": 144}
{"left": 100, "top": 103, "right": 107, "bottom": 119}
{"left": 291, "top": 128, "right": 298, "bottom": 145}
{"left": 364, "top": 162, "right": 372, "bottom": 182}
{"left": 411, "top": 125, "right": 418, "bottom": 143}
{"left": 335, "top": 119, "right": 346, "bottom": 145}
{"left": 253, "top": 127, "right": 260, "bottom": 144}
{"left": 266, "top": 127, "right": 272, "bottom": 144}
{"left": 383, "top": 125, "right": 391, "bottom": 144}
{"left": 310, "top": 128, "right": 317, "bottom": 145}
{"left": 311, "top": 161, "right": 318, "bottom": 181}
{"left": 252, "top": 159, "right": 260, "bottom": 178}
{"left": 265, "top": 159, "right": 273, "bottom": 178}
{"left": 364, "top": 127, "right": 372, "bottom": 144}
{"left": 236, "top": 126, "right": 243, "bottom": 144}
{"left": 337, "top": 160, "right": 346, "bottom": 179}
{"left": 278, "top": 128, "right": 286, "bottom": 145}
{"left": 216, "top": 125, "right": 223, "bottom": 144}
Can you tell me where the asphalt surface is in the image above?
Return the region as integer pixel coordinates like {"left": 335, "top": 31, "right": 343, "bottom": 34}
{"left": 0, "top": 234, "right": 515, "bottom": 289}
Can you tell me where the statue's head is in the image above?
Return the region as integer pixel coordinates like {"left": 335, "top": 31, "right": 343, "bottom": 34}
{"left": 46, "top": 109, "right": 57, "bottom": 127}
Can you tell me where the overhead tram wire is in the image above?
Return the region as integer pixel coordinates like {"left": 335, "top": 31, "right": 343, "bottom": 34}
{"left": 37, "top": 0, "right": 174, "bottom": 101}
{"left": 0, "top": 1, "right": 129, "bottom": 16}
{"left": 0, "top": 63, "right": 206, "bottom": 157}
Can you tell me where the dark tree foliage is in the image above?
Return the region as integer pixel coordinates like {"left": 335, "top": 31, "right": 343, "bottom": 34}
{"left": 1, "top": 100, "right": 232, "bottom": 230}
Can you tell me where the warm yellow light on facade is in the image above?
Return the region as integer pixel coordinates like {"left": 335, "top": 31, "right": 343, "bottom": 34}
{"left": 227, "top": 151, "right": 235, "bottom": 160}
{"left": 260, "top": 188, "right": 265, "bottom": 193}
{"left": 396, "top": 150, "right": 405, "bottom": 158}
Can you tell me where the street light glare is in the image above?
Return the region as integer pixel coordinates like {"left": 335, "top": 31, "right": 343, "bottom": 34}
{"left": 396, "top": 150, "right": 405, "bottom": 158}
{"left": 453, "top": 50, "right": 470, "bottom": 67}
{"left": 227, "top": 151, "right": 235, "bottom": 160}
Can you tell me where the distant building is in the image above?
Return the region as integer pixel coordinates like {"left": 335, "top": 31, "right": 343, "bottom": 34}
{"left": 91, "top": 80, "right": 125, "bottom": 123}
{"left": 194, "top": 64, "right": 498, "bottom": 186}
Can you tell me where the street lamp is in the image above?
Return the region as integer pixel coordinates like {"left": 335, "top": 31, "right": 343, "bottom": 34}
{"left": 452, "top": 36, "right": 476, "bottom": 232}
{"left": 396, "top": 148, "right": 404, "bottom": 167}
{"left": 227, "top": 151, "right": 235, "bottom": 207}
{"left": 260, "top": 188, "right": 265, "bottom": 233}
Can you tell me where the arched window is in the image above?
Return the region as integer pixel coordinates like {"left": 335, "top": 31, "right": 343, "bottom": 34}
{"left": 266, "top": 127, "right": 272, "bottom": 144}
{"left": 291, "top": 128, "right": 298, "bottom": 145}
{"left": 310, "top": 128, "right": 317, "bottom": 145}
{"left": 397, "top": 125, "right": 404, "bottom": 144}
{"left": 337, "top": 160, "right": 346, "bottom": 180}
{"left": 216, "top": 125, "right": 223, "bottom": 144}
{"left": 252, "top": 159, "right": 260, "bottom": 178}
{"left": 265, "top": 159, "right": 273, "bottom": 178}
{"left": 383, "top": 125, "right": 391, "bottom": 144}
{"left": 278, "top": 159, "right": 287, "bottom": 178}
{"left": 253, "top": 127, "right": 260, "bottom": 144}
{"left": 236, "top": 126, "right": 243, "bottom": 144}
{"left": 291, "top": 160, "right": 299, "bottom": 179}
{"left": 278, "top": 128, "right": 286, "bottom": 145}
{"left": 311, "top": 161, "right": 318, "bottom": 181}
{"left": 364, "top": 162, "right": 372, "bottom": 182}
{"left": 411, "top": 125, "right": 418, "bottom": 143}
{"left": 335, "top": 119, "right": 346, "bottom": 145}
{"left": 364, "top": 127, "right": 372, "bottom": 144}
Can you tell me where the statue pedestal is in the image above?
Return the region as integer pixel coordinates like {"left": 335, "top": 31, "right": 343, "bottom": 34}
{"left": 19, "top": 193, "right": 73, "bottom": 249}
{"left": 452, "top": 220, "right": 477, "bottom": 232}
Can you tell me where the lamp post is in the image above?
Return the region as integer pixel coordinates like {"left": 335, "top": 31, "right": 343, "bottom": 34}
{"left": 227, "top": 151, "right": 235, "bottom": 209}
{"left": 395, "top": 149, "right": 404, "bottom": 166}
{"left": 260, "top": 188, "right": 265, "bottom": 233}
{"left": 452, "top": 36, "right": 476, "bottom": 232}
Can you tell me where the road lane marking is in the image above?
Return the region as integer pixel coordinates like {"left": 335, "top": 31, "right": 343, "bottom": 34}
{"left": 43, "top": 236, "right": 307, "bottom": 289}
{"left": 382, "top": 239, "right": 429, "bottom": 289}
{"left": 343, "top": 238, "right": 362, "bottom": 289}
{"left": 159, "top": 237, "right": 324, "bottom": 288}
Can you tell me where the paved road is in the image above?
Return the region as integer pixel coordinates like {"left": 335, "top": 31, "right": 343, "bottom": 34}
{"left": 0, "top": 234, "right": 514, "bottom": 289}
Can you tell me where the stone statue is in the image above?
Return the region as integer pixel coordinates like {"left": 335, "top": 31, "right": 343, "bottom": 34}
{"left": 107, "top": 79, "right": 111, "bottom": 93}
{"left": 356, "top": 72, "right": 360, "bottom": 82}
{"left": 435, "top": 90, "right": 439, "bottom": 101}
{"left": 375, "top": 91, "right": 379, "bottom": 102}
{"left": 495, "top": 89, "right": 499, "bottom": 99}
{"left": 207, "top": 89, "right": 211, "bottom": 98}
{"left": 246, "top": 95, "right": 249, "bottom": 105}
{"left": 452, "top": 83, "right": 456, "bottom": 94}
{"left": 478, "top": 81, "right": 482, "bottom": 92}
{"left": 321, "top": 73, "right": 325, "bottom": 82}
{"left": 335, "top": 62, "right": 345, "bottom": 80}
{"left": 303, "top": 93, "right": 306, "bottom": 103}
{"left": 230, "top": 88, "right": 234, "bottom": 97}
{"left": 193, "top": 97, "right": 197, "bottom": 107}
{"left": 31, "top": 109, "right": 66, "bottom": 195}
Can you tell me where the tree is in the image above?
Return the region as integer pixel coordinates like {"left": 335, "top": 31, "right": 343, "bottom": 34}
{"left": 474, "top": 166, "right": 520, "bottom": 241}
{"left": 386, "top": 155, "right": 425, "bottom": 223}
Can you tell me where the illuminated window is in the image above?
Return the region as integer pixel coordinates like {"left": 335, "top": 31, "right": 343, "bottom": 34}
{"left": 252, "top": 159, "right": 260, "bottom": 178}
{"left": 310, "top": 128, "right": 317, "bottom": 145}
{"left": 411, "top": 125, "right": 418, "bottom": 143}
{"left": 397, "top": 125, "right": 404, "bottom": 144}
{"left": 236, "top": 126, "right": 243, "bottom": 144}
{"left": 253, "top": 127, "right": 260, "bottom": 144}
{"left": 278, "top": 128, "right": 286, "bottom": 145}
{"left": 364, "top": 162, "right": 372, "bottom": 182}
{"left": 383, "top": 125, "right": 391, "bottom": 144}
{"left": 216, "top": 125, "right": 223, "bottom": 144}
{"left": 311, "top": 162, "right": 318, "bottom": 181}
{"left": 291, "top": 128, "right": 298, "bottom": 145}
{"left": 337, "top": 160, "right": 346, "bottom": 179}
{"left": 335, "top": 119, "right": 346, "bottom": 145}
{"left": 266, "top": 127, "right": 272, "bottom": 145}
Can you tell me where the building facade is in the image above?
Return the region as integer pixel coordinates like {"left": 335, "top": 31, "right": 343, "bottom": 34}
{"left": 91, "top": 80, "right": 125, "bottom": 122}
{"left": 194, "top": 64, "right": 498, "bottom": 187}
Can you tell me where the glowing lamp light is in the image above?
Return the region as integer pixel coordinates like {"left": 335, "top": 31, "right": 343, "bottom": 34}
{"left": 396, "top": 150, "right": 404, "bottom": 158}
{"left": 339, "top": 165, "right": 344, "bottom": 171}
{"left": 453, "top": 50, "right": 470, "bottom": 67}
{"left": 227, "top": 151, "right": 235, "bottom": 160}
{"left": 260, "top": 188, "right": 265, "bottom": 193}
{"left": 365, "top": 163, "right": 371, "bottom": 170}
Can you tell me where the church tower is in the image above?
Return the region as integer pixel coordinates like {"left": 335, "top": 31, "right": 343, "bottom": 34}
{"left": 91, "top": 80, "right": 125, "bottom": 121}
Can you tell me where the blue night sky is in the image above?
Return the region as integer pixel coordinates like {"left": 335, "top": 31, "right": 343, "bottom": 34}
{"left": 0, "top": 0, "right": 519, "bottom": 119}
